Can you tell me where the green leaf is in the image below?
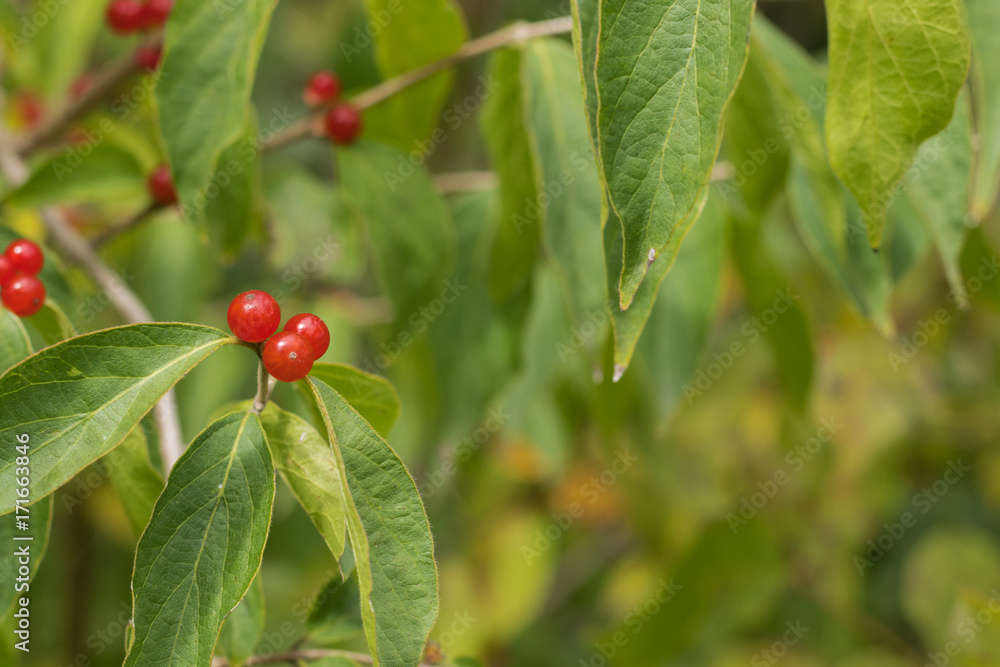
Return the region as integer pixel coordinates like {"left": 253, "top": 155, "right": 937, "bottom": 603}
{"left": 203, "top": 121, "right": 263, "bottom": 258}
{"left": 634, "top": 190, "right": 726, "bottom": 418}
{"left": 574, "top": 0, "right": 755, "bottom": 308}
{"left": 157, "top": 0, "right": 278, "bottom": 231}
{"left": 0, "top": 308, "right": 31, "bottom": 375}
{"left": 217, "top": 575, "right": 265, "bottom": 666}
{"left": 0, "top": 323, "right": 232, "bottom": 516}
{"left": 39, "top": 0, "right": 105, "bottom": 99}
{"left": 481, "top": 46, "right": 540, "bottom": 301}
{"left": 968, "top": 0, "right": 1000, "bottom": 220}
{"left": 607, "top": 187, "right": 709, "bottom": 377}
{"left": 306, "top": 378, "right": 438, "bottom": 667}
{"left": 26, "top": 300, "right": 78, "bottom": 347}
{"left": 306, "top": 572, "right": 364, "bottom": 645}
{"left": 103, "top": 427, "right": 164, "bottom": 538}
{"left": 902, "top": 91, "right": 974, "bottom": 301}
{"left": 825, "top": 0, "right": 971, "bottom": 247}
{"left": 6, "top": 145, "right": 146, "bottom": 207}
{"left": 0, "top": 496, "right": 53, "bottom": 623}
{"left": 521, "top": 38, "right": 607, "bottom": 344}
{"left": 337, "top": 142, "right": 456, "bottom": 321}
{"left": 361, "top": 0, "right": 467, "bottom": 150}
{"left": 124, "top": 411, "right": 274, "bottom": 667}
{"left": 260, "top": 404, "right": 347, "bottom": 561}
{"left": 307, "top": 363, "right": 401, "bottom": 439}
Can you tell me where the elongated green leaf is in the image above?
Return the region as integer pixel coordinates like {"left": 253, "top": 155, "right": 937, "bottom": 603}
{"left": 104, "top": 427, "right": 164, "bottom": 538}
{"left": 903, "top": 92, "right": 973, "bottom": 301}
{"left": 0, "top": 324, "right": 232, "bottom": 516}
{"left": 969, "top": 0, "right": 1000, "bottom": 220}
{"left": 361, "top": 0, "right": 466, "bottom": 150}
{"left": 6, "top": 145, "right": 146, "bottom": 208}
{"left": 481, "top": 46, "right": 540, "bottom": 301}
{"left": 307, "top": 363, "right": 401, "bottom": 438}
{"left": 125, "top": 411, "right": 274, "bottom": 667}
{"left": 825, "top": 0, "right": 971, "bottom": 247}
{"left": 521, "top": 38, "right": 606, "bottom": 346}
{"left": 306, "top": 378, "right": 438, "bottom": 667}
{"left": 217, "top": 575, "right": 265, "bottom": 665}
{"left": 0, "top": 308, "right": 31, "bottom": 375}
{"left": 337, "top": 142, "right": 456, "bottom": 321}
{"left": 0, "top": 496, "right": 52, "bottom": 622}
{"left": 157, "top": 0, "right": 278, "bottom": 230}
{"left": 260, "top": 404, "right": 346, "bottom": 561}
{"left": 575, "top": 0, "right": 755, "bottom": 308}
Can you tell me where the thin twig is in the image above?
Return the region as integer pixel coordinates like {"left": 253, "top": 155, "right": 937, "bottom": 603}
{"left": 212, "top": 648, "right": 440, "bottom": 667}
{"left": 92, "top": 202, "right": 161, "bottom": 249}
{"left": 434, "top": 170, "right": 497, "bottom": 194}
{"left": 14, "top": 37, "right": 161, "bottom": 156}
{"left": 263, "top": 16, "right": 574, "bottom": 152}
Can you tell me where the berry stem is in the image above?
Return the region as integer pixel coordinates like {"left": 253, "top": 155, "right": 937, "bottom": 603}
{"left": 14, "top": 35, "right": 163, "bottom": 157}
{"left": 252, "top": 361, "right": 274, "bottom": 415}
{"left": 92, "top": 202, "right": 162, "bottom": 248}
{"left": 263, "top": 16, "right": 573, "bottom": 152}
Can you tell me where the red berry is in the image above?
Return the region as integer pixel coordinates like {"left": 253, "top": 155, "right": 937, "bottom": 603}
{"left": 262, "top": 332, "right": 314, "bottom": 383}
{"left": 227, "top": 291, "right": 281, "bottom": 343}
{"left": 304, "top": 71, "right": 341, "bottom": 107}
{"left": 2, "top": 274, "right": 46, "bottom": 318}
{"left": 6, "top": 240, "right": 44, "bottom": 275}
{"left": 147, "top": 164, "right": 176, "bottom": 204}
{"left": 106, "top": 0, "right": 144, "bottom": 33}
{"left": 324, "top": 104, "right": 363, "bottom": 145}
{"left": 141, "top": 0, "right": 173, "bottom": 27}
{"left": 283, "top": 313, "right": 330, "bottom": 359}
{"left": 135, "top": 44, "right": 163, "bottom": 71}
{"left": 0, "top": 256, "right": 14, "bottom": 285}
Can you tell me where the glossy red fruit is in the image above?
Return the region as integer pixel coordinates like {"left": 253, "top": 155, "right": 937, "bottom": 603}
{"left": 106, "top": 0, "right": 144, "bottom": 34}
{"left": 135, "top": 44, "right": 163, "bottom": 71}
{"left": 141, "top": 0, "right": 173, "bottom": 27}
{"left": 2, "top": 274, "right": 46, "bottom": 317}
{"left": 324, "top": 104, "right": 362, "bottom": 145}
{"left": 283, "top": 313, "right": 330, "bottom": 358}
{"left": 262, "top": 332, "right": 314, "bottom": 382}
{"left": 303, "top": 71, "right": 341, "bottom": 107}
{"left": 0, "top": 256, "right": 14, "bottom": 285}
{"left": 147, "top": 164, "right": 176, "bottom": 204}
{"left": 228, "top": 291, "right": 281, "bottom": 343}
{"left": 6, "top": 239, "right": 44, "bottom": 275}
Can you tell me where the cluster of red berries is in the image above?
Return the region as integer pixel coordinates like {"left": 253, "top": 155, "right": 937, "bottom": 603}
{"left": 106, "top": 0, "right": 173, "bottom": 34}
{"left": 302, "top": 70, "right": 363, "bottom": 146}
{"left": 227, "top": 291, "right": 330, "bottom": 383}
{"left": 0, "top": 240, "right": 47, "bottom": 318}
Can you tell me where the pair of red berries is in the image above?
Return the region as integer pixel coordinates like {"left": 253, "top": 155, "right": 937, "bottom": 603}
{"left": 106, "top": 0, "right": 173, "bottom": 34}
{"left": 227, "top": 291, "right": 330, "bottom": 383}
{"left": 303, "top": 70, "right": 363, "bottom": 146}
{"left": 147, "top": 164, "right": 177, "bottom": 205}
{"left": 0, "top": 240, "right": 47, "bottom": 318}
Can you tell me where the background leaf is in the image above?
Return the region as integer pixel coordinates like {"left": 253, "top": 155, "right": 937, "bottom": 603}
{"left": 125, "top": 411, "right": 274, "bottom": 667}
{"left": 103, "top": 426, "right": 164, "bottom": 538}
{"left": 5, "top": 145, "right": 146, "bottom": 208}
{"left": 825, "top": 0, "right": 971, "bottom": 246}
{"left": 217, "top": 575, "right": 265, "bottom": 665}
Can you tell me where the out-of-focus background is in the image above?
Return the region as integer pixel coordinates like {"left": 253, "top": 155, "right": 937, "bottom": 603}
{"left": 6, "top": 0, "right": 1000, "bottom": 665}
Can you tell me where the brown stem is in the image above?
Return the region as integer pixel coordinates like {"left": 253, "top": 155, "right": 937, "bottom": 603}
{"left": 212, "top": 648, "right": 440, "bottom": 667}
{"left": 263, "top": 16, "right": 574, "bottom": 152}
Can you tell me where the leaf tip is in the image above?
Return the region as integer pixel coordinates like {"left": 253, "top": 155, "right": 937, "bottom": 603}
{"left": 612, "top": 364, "right": 626, "bottom": 383}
